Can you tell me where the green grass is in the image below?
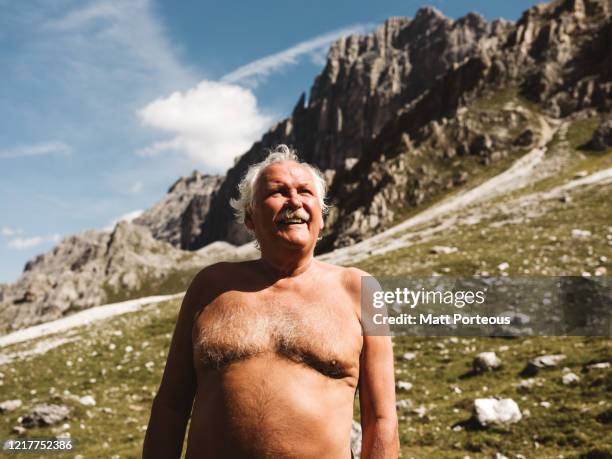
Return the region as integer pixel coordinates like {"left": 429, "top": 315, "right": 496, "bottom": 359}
{"left": 392, "top": 335, "right": 611, "bottom": 458}
{"left": 1, "top": 300, "right": 609, "bottom": 458}
{"left": 0, "top": 299, "right": 179, "bottom": 458}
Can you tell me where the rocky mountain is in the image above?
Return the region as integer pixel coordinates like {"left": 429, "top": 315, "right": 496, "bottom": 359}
{"left": 133, "top": 171, "right": 223, "bottom": 249}
{"left": 178, "top": 0, "right": 609, "bottom": 251}
{"left": 0, "top": 222, "right": 252, "bottom": 333}
{"left": 192, "top": 8, "right": 513, "bottom": 248}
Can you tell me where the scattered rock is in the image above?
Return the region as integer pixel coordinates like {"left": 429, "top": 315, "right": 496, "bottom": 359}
{"left": 562, "top": 372, "right": 580, "bottom": 385}
{"left": 430, "top": 245, "right": 458, "bottom": 255}
{"left": 517, "top": 378, "right": 538, "bottom": 392}
{"left": 473, "top": 398, "right": 522, "bottom": 426}
{"left": 396, "top": 381, "right": 413, "bottom": 392}
{"left": 571, "top": 229, "right": 592, "bottom": 239}
{"left": 396, "top": 399, "right": 414, "bottom": 412}
{"left": 497, "top": 262, "right": 509, "bottom": 271}
{"left": 412, "top": 405, "right": 428, "bottom": 418}
{"left": 78, "top": 396, "right": 96, "bottom": 406}
{"left": 11, "top": 425, "right": 26, "bottom": 435}
{"left": 0, "top": 399, "right": 22, "bottom": 413}
{"left": 473, "top": 352, "right": 502, "bottom": 372}
{"left": 594, "top": 266, "right": 607, "bottom": 276}
{"left": 521, "top": 354, "right": 566, "bottom": 376}
{"left": 586, "top": 362, "right": 610, "bottom": 370}
{"left": 402, "top": 352, "right": 417, "bottom": 361}
{"left": 19, "top": 404, "right": 70, "bottom": 428}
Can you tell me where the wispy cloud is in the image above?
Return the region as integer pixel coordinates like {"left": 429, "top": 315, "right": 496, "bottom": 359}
{"left": 45, "top": 2, "right": 121, "bottom": 30}
{"left": 138, "top": 81, "right": 272, "bottom": 171}
{"left": 0, "top": 141, "right": 71, "bottom": 159}
{"left": 7, "top": 234, "right": 61, "bottom": 250}
{"left": 221, "top": 24, "right": 373, "bottom": 88}
{"left": 1, "top": 227, "right": 23, "bottom": 237}
{"left": 103, "top": 209, "right": 144, "bottom": 231}
{"left": 2, "top": 0, "right": 198, "bottom": 157}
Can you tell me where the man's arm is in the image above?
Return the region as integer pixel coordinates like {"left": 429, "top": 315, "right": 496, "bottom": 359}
{"left": 348, "top": 268, "right": 399, "bottom": 458}
{"left": 142, "top": 268, "right": 210, "bottom": 458}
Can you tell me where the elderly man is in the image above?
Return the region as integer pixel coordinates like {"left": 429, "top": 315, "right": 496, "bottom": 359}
{"left": 143, "top": 145, "right": 398, "bottom": 458}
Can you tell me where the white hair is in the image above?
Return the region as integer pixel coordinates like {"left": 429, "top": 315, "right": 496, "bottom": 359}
{"left": 230, "top": 144, "right": 329, "bottom": 228}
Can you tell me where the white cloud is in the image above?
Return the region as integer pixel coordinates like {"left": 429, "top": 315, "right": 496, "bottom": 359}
{"left": 8, "top": 234, "right": 61, "bottom": 250}
{"left": 103, "top": 209, "right": 144, "bottom": 231}
{"left": 137, "top": 24, "right": 374, "bottom": 171}
{"left": 137, "top": 80, "right": 272, "bottom": 171}
{"left": 221, "top": 24, "right": 373, "bottom": 88}
{"left": 1, "top": 227, "right": 23, "bottom": 237}
{"left": 0, "top": 141, "right": 71, "bottom": 159}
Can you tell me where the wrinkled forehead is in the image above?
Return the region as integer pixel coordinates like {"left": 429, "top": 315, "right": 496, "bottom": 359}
{"left": 255, "top": 161, "right": 316, "bottom": 191}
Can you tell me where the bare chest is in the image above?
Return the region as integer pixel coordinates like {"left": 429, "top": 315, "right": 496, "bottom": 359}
{"left": 193, "top": 292, "right": 362, "bottom": 378}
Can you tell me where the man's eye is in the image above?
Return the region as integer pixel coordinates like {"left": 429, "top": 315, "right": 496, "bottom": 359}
{"left": 299, "top": 189, "right": 313, "bottom": 195}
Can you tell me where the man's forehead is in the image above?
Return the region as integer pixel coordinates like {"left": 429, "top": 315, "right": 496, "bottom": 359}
{"left": 258, "top": 161, "right": 315, "bottom": 185}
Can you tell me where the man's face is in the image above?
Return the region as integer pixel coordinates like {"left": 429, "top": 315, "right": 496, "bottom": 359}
{"left": 246, "top": 161, "right": 324, "bottom": 252}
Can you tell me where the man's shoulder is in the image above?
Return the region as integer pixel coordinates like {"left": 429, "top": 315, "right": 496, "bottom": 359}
{"left": 315, "top": 261, "right": 373, "bottom": 294}
{"left": 188, "top": 260, "right": 258, "bottom": 296}
{"left": 194, "top": 259, "right": 256, "bottom": 279}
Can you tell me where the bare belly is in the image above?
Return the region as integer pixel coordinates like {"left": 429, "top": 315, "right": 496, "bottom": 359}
{"left": 185, "top": 354, "right": 357, "bottom": 459}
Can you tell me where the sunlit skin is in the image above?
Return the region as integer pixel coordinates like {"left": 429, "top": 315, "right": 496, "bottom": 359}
{"left": 143, "top": 160, "right": 399, "bottom": 459}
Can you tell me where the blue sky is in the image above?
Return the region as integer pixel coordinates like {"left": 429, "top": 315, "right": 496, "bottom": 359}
{"left": 0, "top": 0, "right": 541, "bottom": 283}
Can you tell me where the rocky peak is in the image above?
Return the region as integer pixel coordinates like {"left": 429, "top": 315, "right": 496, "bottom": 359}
{"left": 193, "top": 7, "right": 512, "bottom": 248}
{"left": 133, "top": 172, "right": 223, "bottom": 249}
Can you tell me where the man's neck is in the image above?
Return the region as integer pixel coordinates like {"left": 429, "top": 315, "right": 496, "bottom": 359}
{"left": 258, "top": 249, "right": 315, "bottom": 279}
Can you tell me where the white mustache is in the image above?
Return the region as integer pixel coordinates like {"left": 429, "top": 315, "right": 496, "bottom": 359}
{"left": 276, "top": 208, "right": 310, "bottom": 223}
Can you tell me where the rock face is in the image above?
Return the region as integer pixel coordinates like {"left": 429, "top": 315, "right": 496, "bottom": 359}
{"left": 134, "top": 171, "right": 223, "bottom": 249}
{"left": 191, "top": 9, "right": 512, "bottom": 248}
{"left": 588, "top": 119, "right": 612, "bottom": 150}
{"left": 0, "top": 222, "right": 240, "bottom": 333}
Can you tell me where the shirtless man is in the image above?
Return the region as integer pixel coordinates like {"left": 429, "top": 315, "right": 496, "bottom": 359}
{"left": 143, "top": 145, "right": 399, "bottom": 458}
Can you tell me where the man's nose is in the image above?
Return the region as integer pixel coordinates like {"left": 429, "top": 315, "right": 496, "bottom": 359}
{"left": 287, "top": 190, "right": 302, "bottom": 208}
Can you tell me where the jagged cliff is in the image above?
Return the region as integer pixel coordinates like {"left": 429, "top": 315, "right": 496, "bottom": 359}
{"left": 192, "top": 8, "right": 512, "bottom": 247}
{"left": 183, "top": 0, "right": 611, "bottom": 250}
{"left": 133, "top": 171, "right": 223, "bottom": 249}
